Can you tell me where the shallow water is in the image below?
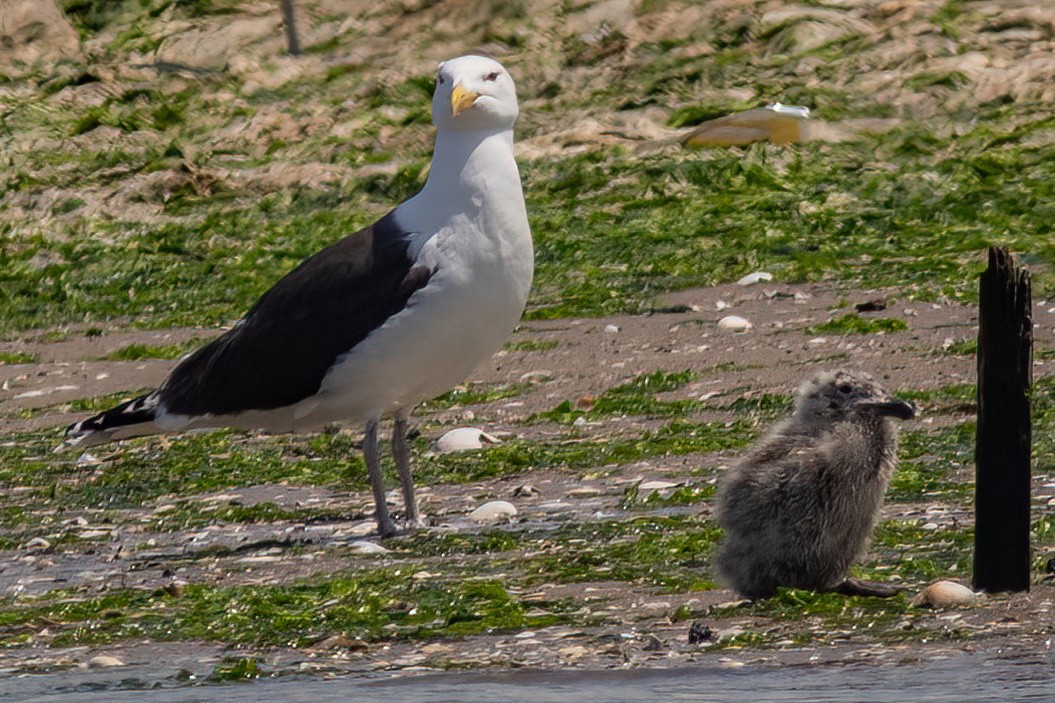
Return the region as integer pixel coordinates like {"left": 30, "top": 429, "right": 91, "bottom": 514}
{"left": 6, "top": 654, "right": 1055, "bottom": 703}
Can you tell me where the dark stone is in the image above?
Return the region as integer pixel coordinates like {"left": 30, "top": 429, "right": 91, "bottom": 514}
{"left": 687, "top": 621, "right": 712, "bottom": 644}
{"left": 855, "top": 299, "right": 887, "bottom": 312}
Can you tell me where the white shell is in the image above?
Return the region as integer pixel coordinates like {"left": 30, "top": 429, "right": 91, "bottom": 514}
{"left": 911, "top": 580, "right": 978, "bottom": 608}
{"left": 717, "top": 315, "right": 752, "bottom": 332}
{"left": 88, "top": 656, "right": 126, "bottom": 668}
{"left": 735, "top": 271, "right": 774, "bottom": 285}
{"left": 469, "top": 500, "right": 518, "bottom": 523}
{"left": 436, "top": 427, "right": 502, "bottom": 453}
{"left": 349, "top": 540, "right": 391, "bottom": 555}
{"left": 639, "top": 480, "right": 680, "bottom": 491}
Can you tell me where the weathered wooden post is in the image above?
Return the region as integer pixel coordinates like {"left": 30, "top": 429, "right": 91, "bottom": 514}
{"left": 281, "top": 0, "right": 301, "bottom": 56}
{"left": 973, "top": 246, "right": 1032, "bottom": 592}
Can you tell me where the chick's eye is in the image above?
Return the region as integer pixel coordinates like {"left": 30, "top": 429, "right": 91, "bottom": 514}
{"left": 838, "top": 385, "right": 852, "bottom": 394}
{"left": 483, "top": 71, "right": 500, "bottom": 82}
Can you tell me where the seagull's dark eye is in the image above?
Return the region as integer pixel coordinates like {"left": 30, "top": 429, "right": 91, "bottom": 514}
{"left": 483, "top": 71, "right": 500, "bottom": 82}
{"left": 437, "top": 74, "right": 445, "bottom": 85}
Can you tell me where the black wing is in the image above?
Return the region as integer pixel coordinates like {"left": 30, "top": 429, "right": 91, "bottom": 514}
{"left": 158, "top": 211, "right": 432, "bottom": 416}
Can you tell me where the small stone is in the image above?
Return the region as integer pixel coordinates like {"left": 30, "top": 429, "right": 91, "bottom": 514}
{"left": 558, "top": 645, "right": 589, "bottom": 660}
{"left": 640, "top": 634, "right": 664, "bottom": 651}
{"left": 604, "top": 324, "right": 620, "bottom": 333}
{"left": 436, "top": 428, "right": 501, "bottom": 453}
{"left": 855, "top": 298, "right": 887, "bottom": 312}
{"left": 23, "top": 537, "right": 51, "bottom": 552}
{"left": 717, "top": 315, "right": 752, "bottom": 332}
{"left": 513, "top": 484, "right": 540, "bottom": 498}
{"left": 736, "top": 271, "right": 773, "bottom": 285}
{"left": 469, "top": 500, "right": 517, "bottom": 523}
{"left": 87, "top": 655, "right": 125, "bottom": 668}
{"left": 687, "top": 621, "right": 713, "bottom": 644}
{"left": 911, "top": 580, "right": 979, "bottom": 608}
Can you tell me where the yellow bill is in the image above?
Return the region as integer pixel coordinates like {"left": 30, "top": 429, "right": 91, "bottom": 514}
{"left": 451, "top": 83, "right": 481, "bottom": 117}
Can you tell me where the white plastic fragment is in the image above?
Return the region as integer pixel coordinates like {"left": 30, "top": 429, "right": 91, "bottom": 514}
{"left": 469, "top": 500, "right": 518, "bottom": 523}
{"left": 735, "top": 271, "right": 773, "bottom": 286}
{"left": 717, "top": 315, "right": 752, "bottom": 332}
{"left": 436, "top": 428, "right": 501, "bottom": 453}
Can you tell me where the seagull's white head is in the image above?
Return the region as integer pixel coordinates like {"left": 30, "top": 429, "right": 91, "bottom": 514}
{"left": 432, "top": 55, "right": 519, "bottom": 132}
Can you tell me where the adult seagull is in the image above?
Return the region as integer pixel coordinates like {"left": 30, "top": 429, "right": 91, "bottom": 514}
{"left": 63, "top": 55, "right": 534, "bottom": 537}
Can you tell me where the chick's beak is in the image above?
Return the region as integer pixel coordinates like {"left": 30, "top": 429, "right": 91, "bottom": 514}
{"left": 451, "top": 83, "right": 481, "bottom": 117}
{"left": 862, "top": 398, "right": 917, "bottom": 420}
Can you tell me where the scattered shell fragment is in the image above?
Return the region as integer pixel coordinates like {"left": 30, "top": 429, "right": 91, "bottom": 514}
{"left": 639, "top": 480, "right": 680, "bottom": 492}
{"left": 436, "top": 428, "right": 501, "bottom": 453}
{"left": 604, "top": 324, "right": 620, "bottom": 334}
{"left": 87, "top": 656, "right": 126, "bottom": 668}
{"left": 736, "top": 271, "right": 773, "bottom": 286}
{"left": 911, "top": 580, "right": 979, "bottom": 608}
{"left": 717, "top": 315, "right": 752, "bottom": 332}
{"left": 469, "top": 500, "right": 517, "bottom": 523}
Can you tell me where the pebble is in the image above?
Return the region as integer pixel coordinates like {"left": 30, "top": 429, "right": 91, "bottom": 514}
{"left": 436, "top": 428, "right": 501, "bottom": 453}
{"left": 911, "top": 580, "right": 979, "bottom": 608}
{"left": 717, "top": 315, "right": 752, "bottom": 332}
{"left": 736, "top": 271, "right": 773, "bottom": 285}
{"left": 469, "top": 501, "right": 518, "bottom": 523}
{"left": 23, "top": 537, "right": 51, "bottom": 551}
{"left": 87, "top": 655, "right": 125, "bottom": 668}
{"left": 604, "top": 324, "right": 620, "bottom": 333}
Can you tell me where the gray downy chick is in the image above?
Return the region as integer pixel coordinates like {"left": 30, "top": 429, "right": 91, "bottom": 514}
{"left": 715, "top": 370, "right": 916, "bottom": 599}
